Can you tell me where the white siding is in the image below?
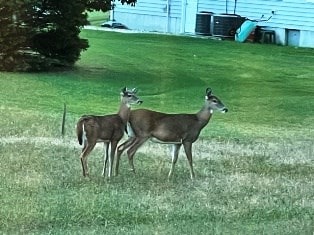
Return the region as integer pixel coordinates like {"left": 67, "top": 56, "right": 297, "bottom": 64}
{"left": 199, "top": 0, "right": 314, "bottom": 31}
{"left": 114, "top": 0, "right": 182, "bottom": 33}
{"left": 114, "top": 0, "right": 314, "bottom": 47}
{"left": 116, "top": 1, "right": 167, "bottom": 16}
{"left": 198, "top": 0, "right": 314, "bottom": 47}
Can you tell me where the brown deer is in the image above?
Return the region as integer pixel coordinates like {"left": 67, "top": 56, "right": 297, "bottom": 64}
{"left": 76, "top": 87, "right": 142, "bottom": 178}
{"left": 116, "top": 88, "right": 227, "bottom": 179}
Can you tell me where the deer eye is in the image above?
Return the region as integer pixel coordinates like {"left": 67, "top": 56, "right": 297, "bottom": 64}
{"left": 212, "top": 99, "right": 218, "bottom": 103}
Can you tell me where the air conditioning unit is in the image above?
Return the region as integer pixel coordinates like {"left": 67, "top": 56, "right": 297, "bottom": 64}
{"left": 213, "top": 14, "right": 245, "bottom": 38}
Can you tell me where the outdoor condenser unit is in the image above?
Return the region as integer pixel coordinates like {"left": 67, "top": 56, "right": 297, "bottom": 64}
{"left": 213, "top": 14, "right": 245, "bottom": 38}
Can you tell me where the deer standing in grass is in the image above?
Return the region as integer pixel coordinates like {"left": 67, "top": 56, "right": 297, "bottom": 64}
{"left": 76, "top": 87, "right": 142, "bottom": 178}
{"left": 116, "top": 88, "right": 227, "bottom": 179}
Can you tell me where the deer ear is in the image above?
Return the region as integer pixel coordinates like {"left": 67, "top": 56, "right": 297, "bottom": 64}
{"left": 121, "top": 87, "right": 127, "bottom": 93}
{"left": 206, "top": 88, "right": 212, "bottom": 95}
{"left": 121, "top": 87, "right": 127, "bottom": 96}
{"left": 131, "top": 88, "right": 138, "bottom": 93}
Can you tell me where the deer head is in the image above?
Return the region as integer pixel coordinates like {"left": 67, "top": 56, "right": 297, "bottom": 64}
{"left": 121, "top": 87, "right": 143, "bottom": 106}
{"left": 205, "top": 87, "right": 228, "bottom": 113}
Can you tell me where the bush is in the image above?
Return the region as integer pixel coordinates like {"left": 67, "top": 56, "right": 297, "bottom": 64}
{"left": 0, "top": 1, "right": 34, "bottom": 71}
{"left": 0, "top": 0, "right": 89, "bottom": 71}
{"left": 0, "top": 0, "right": 136, "bottom": 72}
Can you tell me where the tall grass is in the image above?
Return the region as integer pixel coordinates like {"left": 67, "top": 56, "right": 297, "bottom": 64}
{"left": 0, "top": 29, "right": 313, "bottom": 234}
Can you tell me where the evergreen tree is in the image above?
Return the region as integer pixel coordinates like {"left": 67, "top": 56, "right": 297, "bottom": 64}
{"left": 0, "top": 0, "right": 136, "bottom": 72}
{"left": 0, "top": 1, "right": 34, "bottom": 71}
{"left": 30, "top": 0, "right": 89, "bottom": 68}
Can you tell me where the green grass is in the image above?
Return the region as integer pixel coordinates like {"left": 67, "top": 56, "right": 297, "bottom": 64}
{"left": 0, "top": 30, "right": 313, "bottom": 234}
{"left": 87, "top": 11, "right": 110, "bottom": 26}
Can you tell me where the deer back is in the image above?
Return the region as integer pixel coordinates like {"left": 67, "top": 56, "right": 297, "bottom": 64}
{"left": 81, "top": 115, "right": 125, "bottom": 142}
{"left": 129, "top": 109, "right": 209, "bottom": 143}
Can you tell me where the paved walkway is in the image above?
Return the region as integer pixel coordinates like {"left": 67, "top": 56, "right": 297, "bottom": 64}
{"left": 83, "top": 25, "right": 223, "bottom": 40}
{"left": 84, "top": 25, "right": 158, "bottom": 34}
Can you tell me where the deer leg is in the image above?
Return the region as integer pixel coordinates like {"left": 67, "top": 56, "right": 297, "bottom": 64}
{"left": 127, "top": 137, "right": 149, "bottom": 173}
{"left": 80, "top": 142, "right": 96, "bottom": 177}
{"left": 108, "top": 140, "right": 118, "bottom": 178}
{"left": 115, "top": 137, "right": 136, "bottom": 176}
{"left": 168, "top": 144, "right": 182, "bottom": 179}
{"left": 117, "top": 137, "right": 136, "bottom": 154}
{"left": 183, "top": 142, "right": 195, "bottom": 180}
{"left": 102, "top": 142, "right": 109, "bottom": 177}
{"left": 80, "top": 136, "right": 88, "bottom": 156}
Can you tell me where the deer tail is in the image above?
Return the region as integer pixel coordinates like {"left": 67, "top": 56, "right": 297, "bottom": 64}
{"left": 76, "top": 118, "right": 85, "bottom": 145}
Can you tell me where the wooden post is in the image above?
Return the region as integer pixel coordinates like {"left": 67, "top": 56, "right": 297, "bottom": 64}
{"left": 61, "top": 103, "right": 66, "bottom": 137}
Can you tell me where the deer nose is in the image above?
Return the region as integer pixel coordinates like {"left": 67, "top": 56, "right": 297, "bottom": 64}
{"left": 222, "top": 108, "right": 228, "bottom": 113}
{"left": 137, "top": 100, "right": 143, "bottom": 104}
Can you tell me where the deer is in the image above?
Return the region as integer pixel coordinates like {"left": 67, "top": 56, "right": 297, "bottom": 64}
{"left": 76, "top": 87, "right": 143, "bottom": 178}
{"left": 115, "top": 88, "right": 227, "bottom": 180}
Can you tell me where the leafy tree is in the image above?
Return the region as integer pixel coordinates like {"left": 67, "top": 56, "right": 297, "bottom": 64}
{"left": 0, "top": 0, "right": 136, "bottom": 72}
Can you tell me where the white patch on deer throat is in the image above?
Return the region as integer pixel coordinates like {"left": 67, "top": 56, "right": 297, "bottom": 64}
{"left": 127, "top": 122, "right": 135, "bottom": 137}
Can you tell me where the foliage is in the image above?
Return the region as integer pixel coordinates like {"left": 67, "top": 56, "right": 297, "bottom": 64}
{"left": 0, "top": 0, "right": 89, "bottom": 71}
{"left": 30, "top": 0, "right": 89, "bottom": 67}
{"left": 0, "top": 1, "right": 35, "bottom": 71}
{"left": 86, "top": 0, "right": 136, "bottom": 12}
{"left": 0, "top": 0, "right": 136, "bottom": 72}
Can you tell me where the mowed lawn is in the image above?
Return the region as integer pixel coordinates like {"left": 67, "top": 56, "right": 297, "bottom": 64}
{"left": 0, "top": 28, "right": 313, "bottom": 234}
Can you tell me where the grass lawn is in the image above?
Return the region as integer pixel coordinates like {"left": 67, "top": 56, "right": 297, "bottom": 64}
{"left": 87, "top": 11, "right": 110, "bottom": 26}
{"left": 0, "top": 28, "right": 313, "bottom": 234}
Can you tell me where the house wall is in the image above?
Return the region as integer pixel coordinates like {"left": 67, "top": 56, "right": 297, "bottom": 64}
{"left": 114, "top": 0, "right": 314, "bottom": 47}
{"left": 113, "top": 0, "right": 182, "bottom": 34}
{"left": 198, "top": 0, "right": 314, "bottom": 47}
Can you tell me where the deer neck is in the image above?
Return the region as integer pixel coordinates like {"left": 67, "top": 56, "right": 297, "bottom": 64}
{"left": 118, "top": 103, "right": 131, "bottom": 124}
{"left": 196, "top": 104, "right": 213, "bottom": 124}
